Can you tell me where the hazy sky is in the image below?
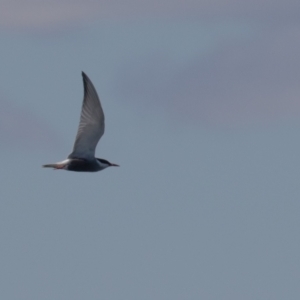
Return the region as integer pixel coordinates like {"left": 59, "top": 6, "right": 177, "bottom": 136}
{"left": 1, "top": 1, "right": 300, "bottom": 299}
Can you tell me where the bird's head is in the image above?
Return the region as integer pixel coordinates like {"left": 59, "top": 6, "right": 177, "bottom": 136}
{"left": 97, "top": 158, "right": 119, "bottom": 169}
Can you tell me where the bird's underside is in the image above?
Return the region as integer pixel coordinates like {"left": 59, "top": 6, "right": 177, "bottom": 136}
{"left": 43, "top": 158, "right": 104, "bottom": 172}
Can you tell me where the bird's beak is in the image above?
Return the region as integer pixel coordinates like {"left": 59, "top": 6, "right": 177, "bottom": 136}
{"left": 110, "top": 163, "right": 119, "bottom": 167}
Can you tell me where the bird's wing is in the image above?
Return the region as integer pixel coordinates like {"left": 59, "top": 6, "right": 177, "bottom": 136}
{"left": 68, "top": 72, "right": 105, "bottom": 159}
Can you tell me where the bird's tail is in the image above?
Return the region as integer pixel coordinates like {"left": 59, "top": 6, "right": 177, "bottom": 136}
{"left": 43, "top": 160, "right": 69, "bottom": 170}
{"left": 43, "top": 163, "right": 58, "bottom": 169}
{"left": 43, "top": 163, "right": 68, "bottom": 170}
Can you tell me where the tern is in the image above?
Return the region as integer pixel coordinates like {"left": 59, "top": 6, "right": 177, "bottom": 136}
{"left": 43, "top": 72, "right": 119, "bottom": 172}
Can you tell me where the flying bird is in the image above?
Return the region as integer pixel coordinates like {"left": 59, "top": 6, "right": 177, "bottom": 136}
{"left": 43, "top": 72, "right": 119, "bottom": 172}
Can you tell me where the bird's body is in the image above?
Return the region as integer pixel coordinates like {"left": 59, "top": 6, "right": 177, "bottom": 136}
{"left": 43, "top": 72, "right": 118, "bottom": 172}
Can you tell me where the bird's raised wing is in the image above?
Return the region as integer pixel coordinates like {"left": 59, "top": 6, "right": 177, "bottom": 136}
{"left": 68, "top": 72, "right": 105, "bottom": 159}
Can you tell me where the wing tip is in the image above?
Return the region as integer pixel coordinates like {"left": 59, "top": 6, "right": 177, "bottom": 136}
{"left": 82, "top": 71, "right": 87, "bottom": 80}
{"left": 82, "top": 71, "right": 94, "bottom": 89}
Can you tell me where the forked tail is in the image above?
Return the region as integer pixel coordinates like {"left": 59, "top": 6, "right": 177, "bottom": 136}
{"left": 42, "top": 163, "right": 65, "bottom": 170}
{"left": 43, "top": 163, "right": 57, "bottom": 169}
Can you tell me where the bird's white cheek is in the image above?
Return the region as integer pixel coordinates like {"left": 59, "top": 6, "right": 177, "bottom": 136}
{"left": 96, "top": 160, "right": 108, "bottom": 169}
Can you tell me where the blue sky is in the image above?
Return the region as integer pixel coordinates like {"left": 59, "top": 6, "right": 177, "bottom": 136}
{"left": 1, "top": 1, "right": 300, "bottom": 299}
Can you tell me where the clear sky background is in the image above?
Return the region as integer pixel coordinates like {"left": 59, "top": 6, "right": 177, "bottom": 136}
{"left": 1, "top": 1, "right": 300, "bottom": 299}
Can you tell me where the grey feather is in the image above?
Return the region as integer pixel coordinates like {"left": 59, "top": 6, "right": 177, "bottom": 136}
{"left": 68, "top": 72, "right": 105, "bottom": 159}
